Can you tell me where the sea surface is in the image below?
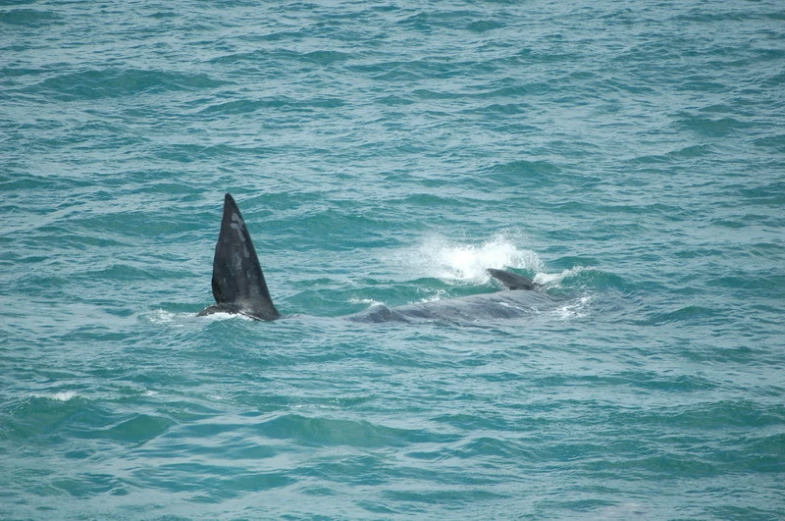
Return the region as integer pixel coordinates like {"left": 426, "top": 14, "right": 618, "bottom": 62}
{"left": 2, "top": 1, "right": 784, "bottom": 520}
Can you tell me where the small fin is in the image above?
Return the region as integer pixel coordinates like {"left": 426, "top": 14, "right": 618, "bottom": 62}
{"left": 205, "top": 193, "right": 280, "bottom": 321}
{"left": 487, "top": 268, "right": 537, "bottom": 291}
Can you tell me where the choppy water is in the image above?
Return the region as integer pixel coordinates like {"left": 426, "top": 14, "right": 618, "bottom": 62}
{"left": 2, "top": 1, "right": 785, "bottom": 520}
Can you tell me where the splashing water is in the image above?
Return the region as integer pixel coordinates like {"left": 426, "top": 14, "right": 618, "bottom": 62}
{"left": 401, "top": 234, "right": 544, "bottom": 284}
{"left": 535, "top": 266, "right": 587, "bottom": 286}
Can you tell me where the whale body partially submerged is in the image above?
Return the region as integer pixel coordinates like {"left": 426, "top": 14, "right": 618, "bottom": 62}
{"left": 198, "top": 193, "right": 554, "bottom": 323}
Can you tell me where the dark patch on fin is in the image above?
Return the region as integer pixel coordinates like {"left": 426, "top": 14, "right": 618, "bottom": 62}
{"left": 199, "top": 193, "right": 280, "bottom": 321}
{"left": 487, "top": 268, "right": 537, "bottom": 291}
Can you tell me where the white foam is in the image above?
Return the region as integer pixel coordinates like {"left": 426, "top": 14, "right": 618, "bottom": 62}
{"left": 348, "top": 297, "right": 385, "bottom": 307}
{"left": 207, "top": 311, "right": 255, "bottom": 321}
{"left": 141, "top": 309, "right": 181, "bottom": 325}
{"left": 418, "top": 289, "right": 448, "bottom": 303}
{"left": 33, "top": 391, "right": 77, "bottom": 401}
{"left": 141, "top": 309, "right": 255, "bottom": 325}
{"left": 535, "top": 266, "right": 585, "bottom": 286}
{"left": 552, "top": 294, "right": 594, "bottom": 320}
{"left": 401, "top": 234, "right": 543, "bottom": 284}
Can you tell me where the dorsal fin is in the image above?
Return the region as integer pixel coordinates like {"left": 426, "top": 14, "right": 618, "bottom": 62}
{"left": 487, "top": 268, "right": 537, "bottom": 291}
{"left": 204, "top": 193, "right": 279, "bottom": 321}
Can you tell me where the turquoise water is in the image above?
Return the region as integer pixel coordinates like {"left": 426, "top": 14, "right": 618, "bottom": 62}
{"left": 2, "top": 1, "right": 784, "bottom": 519}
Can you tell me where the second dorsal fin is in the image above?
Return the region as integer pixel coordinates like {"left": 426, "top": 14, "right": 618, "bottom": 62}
{"left": 487, "top": 268, "right": 537, "bottom": 291}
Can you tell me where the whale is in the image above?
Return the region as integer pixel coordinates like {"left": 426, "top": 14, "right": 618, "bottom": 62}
{"left": 198, "top": 193, "right": 555, "bottom": 323}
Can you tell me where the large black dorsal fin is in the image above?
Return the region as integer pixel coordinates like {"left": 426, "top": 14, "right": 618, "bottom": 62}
{"left": 487, "top": 268, "right": 537, "bottom": 291}
{"left": 207, "top": 193, "right": 279, "bottom": 320}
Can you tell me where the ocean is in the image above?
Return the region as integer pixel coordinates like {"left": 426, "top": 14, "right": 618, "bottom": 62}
{"left": 1, "top": 1, "right": 784, "bottom": 519}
